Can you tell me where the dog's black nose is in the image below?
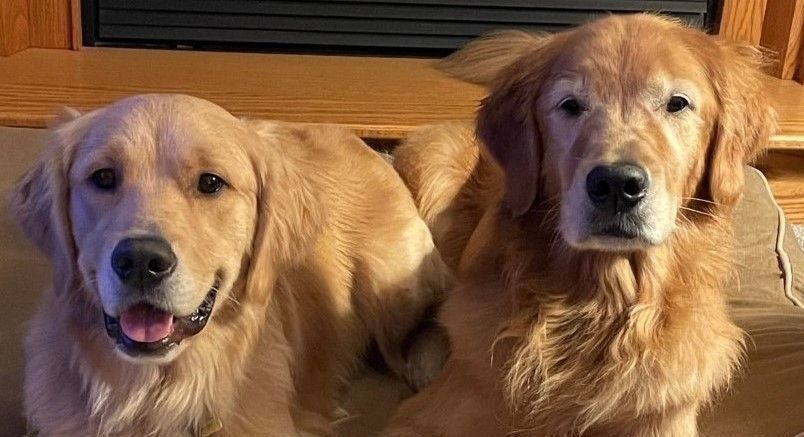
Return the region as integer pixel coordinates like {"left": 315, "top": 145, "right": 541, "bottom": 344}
{"left": 586, "top": 164, "right": 649, "bottom": 213}
{"left": 111, "top": 237, "right": 177, "bottom": 290}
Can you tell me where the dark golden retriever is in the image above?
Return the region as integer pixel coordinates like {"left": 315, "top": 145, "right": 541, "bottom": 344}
{"left": 12, "top": 94, "right": 448, "bottom": 436}
{"left": 385, "top": 14, "right": 775, "bottom": 436}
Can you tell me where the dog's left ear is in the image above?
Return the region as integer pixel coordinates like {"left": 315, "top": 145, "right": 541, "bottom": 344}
{"left": 706, "top": 39, "right": 777, "bottom": 208}
{"left": 243, "top": 123, "right": 326, "bottom": 305}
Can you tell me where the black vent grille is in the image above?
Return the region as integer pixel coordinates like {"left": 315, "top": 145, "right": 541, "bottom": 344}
{"left": 84, "top": 0, "right": 710, "bottom": 55}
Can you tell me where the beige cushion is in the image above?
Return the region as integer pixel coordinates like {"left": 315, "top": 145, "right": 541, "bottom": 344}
{"left": 730, "top": 167, "right": 804, "bottom": 307}
{"left": 700, "top": 167, "right": 804, "bottom": 436}
{"left": 700, "top": 301, "right": 804, "bottom": 436}
{"left": 0, "top": 127, "right": 49, "bottom": 434}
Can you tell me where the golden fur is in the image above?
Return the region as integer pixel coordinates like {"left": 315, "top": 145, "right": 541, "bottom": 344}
{"left": 385, "top": 15, "right": 775, "bottom": 437}
{"left": 11, "top": 94, "right": 448, "bottom": 436}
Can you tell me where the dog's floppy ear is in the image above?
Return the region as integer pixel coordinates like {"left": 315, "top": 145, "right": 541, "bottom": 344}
{"left": 437, "top": 30, "right": 552, "bottom": 86}
{"left": 244, "top": 123, "right": 326, "bottom": 305}
{"left": 9, "top": 107, "right": 95, "bottom": 295}
{"left": 470, "top": 34, "right": 556, "bottom": 217}
{"left": 705, "top": 40, "right": 777, "bottom": 208}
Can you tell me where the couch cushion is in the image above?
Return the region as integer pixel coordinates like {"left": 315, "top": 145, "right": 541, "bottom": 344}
{"left": 730, "top": 167, "right": 804, "bottom": 307}
{"left": 702, "top": 167, "right": 804, "bottom": 436}
{"left": 700, "top": 300, "right": 804, "bottom": 437}
{"left": 0, "top": 127, "right": 49, "bottom": 435}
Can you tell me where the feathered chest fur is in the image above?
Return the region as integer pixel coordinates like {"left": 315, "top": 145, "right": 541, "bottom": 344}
{"left": 489, "top": 219, "right": 744, "bottom": 435}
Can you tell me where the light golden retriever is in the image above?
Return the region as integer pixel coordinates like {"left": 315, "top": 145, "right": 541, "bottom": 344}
{"left": 385, "top": 14, "right": 775, "bottom": 437}
{"left": 11, "top": 94, "right": 449, "bottom": 436}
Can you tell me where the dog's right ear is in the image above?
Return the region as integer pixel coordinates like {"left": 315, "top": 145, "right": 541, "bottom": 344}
{"left": 436, "top": 30, "right": 552, "bottom": 86}
{"left": 9, "top": 107, "right": 95, "bottom": 294}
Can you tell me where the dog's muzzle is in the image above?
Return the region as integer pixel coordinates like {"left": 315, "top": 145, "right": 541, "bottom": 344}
{"left": 103, "top": 236, "right": 219, "bottom": 357}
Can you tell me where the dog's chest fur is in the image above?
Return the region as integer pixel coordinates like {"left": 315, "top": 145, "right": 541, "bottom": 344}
{"left": 465, "top": 220, "right": 745, "bottom": 435}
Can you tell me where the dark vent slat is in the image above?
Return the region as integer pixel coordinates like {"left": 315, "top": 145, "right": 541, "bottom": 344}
{"left": 100, "top": 0, "right": 707, "bottom": 14}
{"left": 87, "top": 0, "right": 709, "bottom": 54}
{"left": 99, "top": 0, "right": 703, "bottom": 22}
{"left": 98, "top": 9, "right": 600, "bottom": 34}
{"left": 304, "top": 0, "right": 706, "bottom": 13}
{"left": 99, "top": 25, "right": 484, "bottom": 49}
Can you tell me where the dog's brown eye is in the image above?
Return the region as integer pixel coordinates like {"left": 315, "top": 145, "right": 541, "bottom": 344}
{"left": 666, "top": 95, "right": 690, "bottom": 113}
{"left": 559, "top": 98, "right": 584, "bottom": 117}
{"left": 90, "top": 168, "right": 116, "bottom": 190}
{"left": 198, "top": 173, "right": 226, "bottom": 194}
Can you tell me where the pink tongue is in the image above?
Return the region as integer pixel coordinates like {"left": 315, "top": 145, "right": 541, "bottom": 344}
{"left": 119, "top": 303, "right": 173, "bottom": 343}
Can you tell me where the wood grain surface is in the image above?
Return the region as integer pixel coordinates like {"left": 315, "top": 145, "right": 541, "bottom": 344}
{"left": 798, "top": 41, "right": 804, "bottom": 84}
{"left": 69, "top": 0, "right": 81, "bottom": 49}
{"left": 783, "top": 1, "right": 804, "bottom": 80}
{"left": 757, "top": 151, "right": 804, "bottom": 223}
{"left": 763, "top": 75, "right": 804, "bottom": 149}
{"left": 760, "top": 0, "right": 803, "bottom": 79}
{"left": 719, "top": 0, "right": 767, "bottom": 45}
{"left": 28, "top": 0, "right": 72, "bottom": 49}
{"left": 0, "top": 47, "right": 484, "bottom": 139}
{"left": 0, "top": 0, "right": 30, "bottom": 56}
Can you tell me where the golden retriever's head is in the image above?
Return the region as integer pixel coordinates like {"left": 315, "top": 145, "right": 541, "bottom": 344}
{"left": 11, "top": 94, "right": 313, "bottom": 363}
{"left": 441, "top": 14, "right": 775, "bottom": 251}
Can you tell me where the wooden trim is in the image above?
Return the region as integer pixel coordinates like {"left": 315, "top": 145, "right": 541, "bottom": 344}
{"left": 796, "top": 39, "right": 804, "bottom": 84}
{"left": 760, "top": 0, "right": 804, "bottom": 79}
{"left": 756, "top": 150, "right": 804, "bottom": 224}
{"left": 0, "top": 0, "right": 30, "bottom": 56}
{"left": 28, "top": 0, "right": 72, "bottom": 49}
{"left": 70, "top": 0, "right": 82, "bottom": 49}
{"left": 1, "top": 0, "right": 80, "bottom": 54}
{"left": 719, "top": 0, "right": 767, "bottom": 45}
{"left": 720, "top": 0, "right": 804, "bottom": 81}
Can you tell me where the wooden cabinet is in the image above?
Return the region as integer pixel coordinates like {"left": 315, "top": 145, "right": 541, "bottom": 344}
{"left": 0, "top": 0, "right": 80, "bottom": 56}
{"left": 720, "top": 0, "right": 804, "bottom": 82}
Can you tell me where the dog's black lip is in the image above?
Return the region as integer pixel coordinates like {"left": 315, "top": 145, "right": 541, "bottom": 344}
{"left": 588, "top": 211, "right": 643, "bottom": 240}
{"left": 103, "top": 285, "right": 218, "bottom": 358}
{"left": 597, "top": 225, "right": 639, "bottom": 239}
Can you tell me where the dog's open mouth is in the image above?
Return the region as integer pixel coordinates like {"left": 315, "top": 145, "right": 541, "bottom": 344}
{"left": 103, "top": 287, "right": 217, "bottom": 358}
